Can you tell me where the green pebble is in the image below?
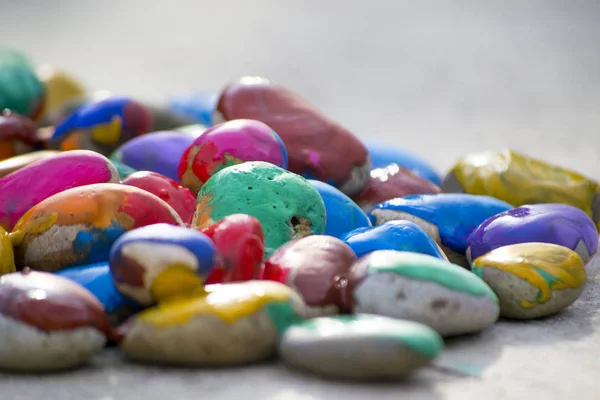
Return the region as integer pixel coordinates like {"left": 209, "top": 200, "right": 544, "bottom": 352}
{"left": 0, "top": 49, "right": 45, "bottom": 117}
{"left": 110, "top": 159, "right": 137, "bottom": 180}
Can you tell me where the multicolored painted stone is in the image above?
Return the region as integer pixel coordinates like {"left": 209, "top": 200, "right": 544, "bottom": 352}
{"left": 0, "top": 150, "right": 59, "bottom": 178}
{"left": 56, "top": 262, "right": 140, "bottom": 327}
{"left": 363, "top": 140, "right": 442, "bottom": 185}
{"left": 42, "top": 90, "right": 111, "bottom": 127}
{"left": 442, "top": 149, "right": 600, "bottom": 227}
{"left": 36, "top": 65, "right": 86, "bottom": 119}
{"left": 111, "top": 130, "right": 198, "bottom": 182}
{"left": 0, "top": 149, "right": 119, "bottom": 231}
{"left": 0, "top": 270, "right": 111, "bottom": 372}
{"left": 472, "top": 243, "right": 586, "bottom": 319}
{"left": 369, "top": 194, "right": 513, "bottom": 267}
{"left": 308, "top": 180, "right": 371, "bottom": 238}
{"left": 0, "top": 226, "right": 15, "bottom": 275}
{"left": 122, "top": 171, "right": 196, "bottom": 225}
{"left": 467, "top": 204, "right": 599, "bottom": 264}
{"left": 50, "top": 96, "right": 153, "bottom": 155}
{"left": 214, "top": 77, "right": 371, "bottom": 195}
{"left": 193, "top": 162, "right": 326, "bottom": 258}
{"left": 119, "top": 280, "right": 307, "bottom": 366}
{"left": 0, "top": 49, "right": 45, "bottom": 120}
{"left": 348, "top": 251, "right": 500, "bottom": 336}
{"left": 279, "top": 314, "right": 444, "bottom": 379}
{"left": 142, "top": 103, "right": 196, "bottom": 131}
{"left": 110, "top": 223, "right": 215, "bottom": 306}
{"left": 352, "top": 164, "right": 442, "bottom": 211}
{"left": 169, "top": 90, "right": 219, "bottom": 127}
{"left": 10, "top": 183, "right": 184, "bottom": 272}
{"left": 263, "top": 235, "right": 356, "bottom": 315}
{"left": 341, "top": 220, "right": 448, "bottom": 260}
{"left": 179, "top": 119, "right": 288, "bottom": 193}
{"left": 0, "top": 109, "right": 46, "bottom": 160}
{"left": 202, "top": 214, "right": 265, "bottom": 284}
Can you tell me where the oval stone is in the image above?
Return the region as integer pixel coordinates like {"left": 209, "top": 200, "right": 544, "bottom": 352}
{"left": 0, "top": 150, "right": 60, "bottom": 178}
{"left": 110, "top": 223, "right": 215, "bottom": 306}
{"left": 169, "top": 90, "right": 220, "bottom": 127}
{"left": 0, "top": 110, "right": 46, "bottom": 160}
{"left": 347, "top": 251, "right": 500, "bottom": 336}
{"left": 467, "top": 204, "right": 599, "bottom": 264}
{"left": 0, "top": 270, "right": 111, "bottom": 372}
{"left": 214, "top": 76, "right": 370, "bottom": 195}
{"left": 472, "top": 242, "right": 586, "bottom": 319}
{"left": 279, "top": 314, "right": 444, "bottom": 380}
{"left": 341, "top": 220, "right": 448, "bottom": 260}
{"left": 36, "top": 65, "right": 86, "bottom": 119}
{"left": 263, "top": 235, "right": 356, "bottom": 315}
{"left": 193, "top": 161, "right": 325, "bottom": 258}
{"left": 369, "top": 194, "right": 513, "bottom": 267}
{"left": 0, "top": 49, "right": 45, "bottom": 120}
{"left": 120, "top": 280, "right": 307, "bottom": 366}
{"left": 308, "top": 180, "right": 371, "bottom": 238}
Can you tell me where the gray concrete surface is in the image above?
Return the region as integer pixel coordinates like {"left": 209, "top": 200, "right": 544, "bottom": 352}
{"left": 1, "top": 0, "right": 600, "bottom": 398}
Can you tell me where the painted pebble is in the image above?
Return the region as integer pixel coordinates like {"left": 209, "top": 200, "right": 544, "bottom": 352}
{"left": 364, "top": 140, "right": 442, "bottom": 185}
{"left": 442, "top": 149, "right": 600, "bottom": 227}
{"left": 202, "top": 214, "right": 265, "bottom": 284}
{"left": 279, "top": 314, "right": 443, "bottom": 380}
{"left": 308, "top": 179, "right": 371, "bottom": 238}
{"left": 352, "top": 164, "right": 442, "bottom": 212}
{"left": 56, "top": 262, "right": 140, "bottom": 327}
{"left": 179, "top": 119, "right": 288, "bottom": 193}
{"left": 472, "top": 243, "right": 586, "bottom": 319}
{"left": 36, "top": 65, "right": 86, "bottom": 119}
{"left": 369, "top": 194, "right": 513, "bottom": 267}
{"left": 467, "top": 204, "right": 599, "bottom": 264}
{"left": 0, "top": 270, "right": 112, "bottom": 372}
{"left": 348, "top": 251, "right": 500, "bottom": 336}
{"left": 341, "top": 220, "right": 448, "bottom": 260}
{"left": 0, "top": 109, "right": 46, "bottom": 159}
{"left": 120, "top": 280, "right": 307, "bottom": 366}
{"left": 193, "top": 161, "right": 326, "bottom": 258}
{"left": 0, "top": 149, "right": 119, "bottom": 230}
{"left": 0, "top": 49, "right": 45, "bottom": 120}
{"left": 11, "top": 183, "right": 184, "bottom": 272}
{"left": 214, "top": 76, "right": 371, "bottom": 195}
{"left": 111, "top": 130, "right": 198, "bottom": 182}
{"left": 263, "top": 235, "right": 357, "bottom": 315}
{"left": 169, "top": 90, "right": 219, "bottom": 127}
{"left": 50, "top": 96, "right": 153, "bottom": 155}
{"left": 110, "top": 223, "right": 215, "bottom": 306}
{"left": 0, "top": 150, "right": 60, "bottom": 178}
{"left": 122, "top": 171, "right": 197, "bottom": 225}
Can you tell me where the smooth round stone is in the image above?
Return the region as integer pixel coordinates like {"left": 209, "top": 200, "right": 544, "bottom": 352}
{"left": 263, "top": 235, "right": 356, "bottom": 315}
{"left": 214, "top": 76, "right": 371, "bottom": 195}
{"left": 352, "top": 164, "right": 442, "bottom": 211}
{"left": 280, "top": 314, "right": 443, "bottom": 380}
{"left": 11, "top": 183, "right": 184, "bottom": 272}
{"left": 467, "top": 204, "right": 599, "bottom": 264}
{"left": 111, "top": 130, "right": 198, "bottom": 182}
{"left": 122, "top": 171, "right": 197, "bottom": 225}
{"left": 193, "top": 161, "right": 326, "bottom": 258}
{"left": 348, "top": 251, "right": 500, "bottom": 336}
{"left": 110, "top": 223, "right": 215, "bottom": 306}
{"left": 0, "top": 110, "right": 46, "bottom": 159}
{"left": 308, "top": 180, "right": 371, "bottom": 238}
{"left": 0, "top": 150, "right": 60, "bottom": 178}
{"left": 0, "top": 49, "right": 45, "bottom": 120}
{"left": 120, "top": 280, "right": 307, "bottom": 366}
{"left": 472, "top": 243, "right": 586, "bottom": 319}
{"left": 36, "top": 65, "right": 86, "bottom": 118}
{"left": 50, "top": 96, "right": 153, "bottom": 155}
{"left": 341, "top": 220, "right": 448, "bottom": 260}
{"left": 369, "top": 194, "right": 513, "bottom": 267}
{"left": 442, "top": 149, "right": 600, "bottom": 228}
{"left": 202, "top": 214, "right": 265, "bottom": 284}
{"left": 0, "top": 270, "right": 111, "bottom": 372}
{"left": 363, "top": 140, "right": 442, "bottom": 185}
{"left": 56, "top": 262, "right": 140, "bottom": 326}
{"left": 0, "top": 149, "right": 119, "bottom": 231}
{"left": 179, "top": 119, "right": 288, "bottom": 193}
{"left": 169, "top": 90, "right": 219, "bottom": 126}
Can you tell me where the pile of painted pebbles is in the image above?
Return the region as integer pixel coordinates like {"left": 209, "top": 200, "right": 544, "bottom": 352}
{"left": 0, "top": 48, "right": 596, "bottom": 380}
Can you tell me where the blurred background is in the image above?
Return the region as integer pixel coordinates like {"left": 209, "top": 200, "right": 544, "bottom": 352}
{"left": 2, "top": 0, "right": 599, "bottom": 177}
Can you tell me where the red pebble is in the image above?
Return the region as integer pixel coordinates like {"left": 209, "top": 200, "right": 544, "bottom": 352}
{"left": 121, "top": 171, "right": 196, "bottom": 225}
{"left": 202, "top": 214, "right": 265, "bottom": 283}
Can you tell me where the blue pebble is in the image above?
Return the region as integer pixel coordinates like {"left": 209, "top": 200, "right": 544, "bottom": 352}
{"left": 341, "top": 220, "right": 447, "bottom": 259}
{"left": 169, "top": 90, "right": 219, "bottom": 127}
{"left": 309, "top": 180, "right": 372, "bottom": 238}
